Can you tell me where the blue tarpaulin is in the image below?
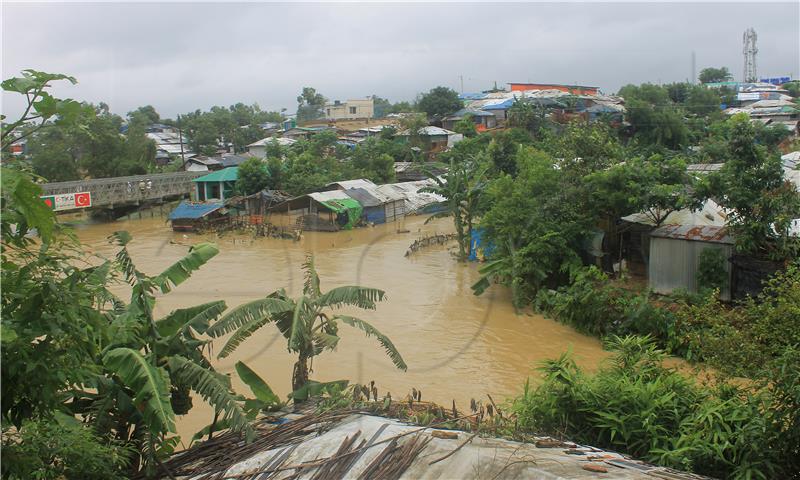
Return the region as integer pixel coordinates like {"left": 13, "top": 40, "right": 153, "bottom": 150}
{"left": 169, "top": 201, "right": 224, "bottom": 220}
{"left": 469, "top": 227, "right": 495, "bottom": 261}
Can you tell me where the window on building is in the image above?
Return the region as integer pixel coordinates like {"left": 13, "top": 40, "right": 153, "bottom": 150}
{"left": 349, "top": 106, "right": 357, "bottom": 114}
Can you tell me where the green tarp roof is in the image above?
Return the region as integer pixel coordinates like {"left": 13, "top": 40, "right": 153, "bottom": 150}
{"left": 193, "top": 167, "right": 239, "bottom": 183}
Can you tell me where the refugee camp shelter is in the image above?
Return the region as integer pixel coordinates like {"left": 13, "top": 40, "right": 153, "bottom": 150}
{"left": 193, "top": 167, "right": 238, "bottom": 201}
{"left": 344, "top": 185, "right": 406, "bottom": 224}
{"left": 441, "top": 109, "right": 497, "bottom": 131}
{"left": 380, "top": 180, "right": 446, "bottom": 214}
{"left": 270, "top": 190, "right": 363, "bottom": 231}
{"left": 648, "top": 224, "right": 733, "bottom": 301}
{"left": 168, "top": 201, "right": 226, "bottom": 232}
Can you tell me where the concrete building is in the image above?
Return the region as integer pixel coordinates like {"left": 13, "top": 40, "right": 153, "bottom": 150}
{"left": 325, "top": 99, "right": 374, "bottom": 120}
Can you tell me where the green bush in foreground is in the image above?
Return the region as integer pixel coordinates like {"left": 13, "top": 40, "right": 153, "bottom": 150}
{"left": 513, "top": 335, "right": 800, "bottom": 479}
{"left": 1, "top": 417, "right": 132, "bottom": 479}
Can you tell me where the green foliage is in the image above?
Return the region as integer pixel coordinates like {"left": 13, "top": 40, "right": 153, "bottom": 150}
{"left": 534, "top": 267, "right": 675, "bottom": 341}
{"left": 103, "top": 348, "right": 176, "bottom": 435}
{"left": 236, "top": 157, "right": 270, "bottom": 195}
{"left": 296, "top": 86, "right": 326, "bottom": 122}
{"left": 618, "top": 83, "right": 691, "bottom": 149}
{"left": 695, "top": 114, "right": 800, "bottom": 260}
{"left": 422, "top": 154, "right": 489, "bottom": 260}
{"left": 416, "top": 86, "right": 462, "bottom": 118}
{"left": 698, "top": 66, "right": 733, "bottom": 84}
{"left": 675, "top": 263, "right": 800, "bottom": 378}
{"left": 1, "top": 417, "right": 132, "bottom": 480}
{"left": 453, "top": 114, "right": 478, "bottom": 137}
{"left": 1, "top": 69, "right": 81, "bottom": 151}
{"left": 235, "top": 362, "right": 281, "bottom": 409}
{"left": 25, "top": 103, "right": 157, "bottom": 181}
{"left": 506, "top": 97, "right": 549, "bottom": 136}
{"left": 208, "top": 256, "right": 406, "bottom": 395}
{"left": 695, "top": 248, "right": 728, "bottom": 292}
{"left": 513, "top": 335, "right": 799, "bottom": 479}
{"left": 477, "top": 147, "right": 591, "bottom": 305}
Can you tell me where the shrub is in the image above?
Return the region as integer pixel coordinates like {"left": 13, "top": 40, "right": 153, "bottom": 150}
{"left": 513, "top": 335, "right": 798, "bottom": 479}
{"left": 1, "top": 417, "right": 132, "bottom": 479}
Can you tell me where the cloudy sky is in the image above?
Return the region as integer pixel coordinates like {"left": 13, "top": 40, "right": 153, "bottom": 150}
{"left": 2, "top": 2, "right": 798, "bottom": 119}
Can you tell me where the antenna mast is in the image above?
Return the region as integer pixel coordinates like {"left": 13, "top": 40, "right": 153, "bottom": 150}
{"left": 743, "top": 27, "right": 758, "bottom": 82}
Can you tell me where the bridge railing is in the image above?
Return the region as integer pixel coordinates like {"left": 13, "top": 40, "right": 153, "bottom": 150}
{"left": 41, "top": 171, "right": 206, "bottom": 208}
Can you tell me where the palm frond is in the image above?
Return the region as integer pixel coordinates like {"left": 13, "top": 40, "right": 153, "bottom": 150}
{"left": 288, "top": 297, "right": 309, "bottom": 352}
{"left": 302, "top": 255, "right": 321, "bottom": 296}
{"left": 335, "top": 315, "right": 407, "bottom": 371}
{"left": 156, "top": 300, "right": 227, "bottom": 338}
{"left": 168, "top": 355, "right": 251, "bottom": 436}
{"left": 206, "top": 297, "right": 294, "bottom": 338}
{"left": 317, "top": 286, "right": 386, "bottom": 310}
{"left": 235, "top": 361, "right": 281, "bottom": 407}
{"left": 103, "top": 348, "right": 176, "bottom": 435}
{"left": 217, "top": 316, "right": 273, "bottom": 359}
{"left": 424, "top": 210, "right": 450, "bottom": 224}
{"left": 105, "top": 311, "right": 146, "bottom": 350}
{"left": 152, "top": 243, "right": 219, "bottom": 294}
{"left": 313, "top": 332, "right": 340, "bottom": 353}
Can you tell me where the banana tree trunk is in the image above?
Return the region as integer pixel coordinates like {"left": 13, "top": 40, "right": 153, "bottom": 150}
{"left": 292, "top": 354, "right": 309, "bottom": 399}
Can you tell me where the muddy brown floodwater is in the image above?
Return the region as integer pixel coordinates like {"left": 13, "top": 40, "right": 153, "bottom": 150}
{"left": 74, "top": 214, "right": 613, "bottom": 444}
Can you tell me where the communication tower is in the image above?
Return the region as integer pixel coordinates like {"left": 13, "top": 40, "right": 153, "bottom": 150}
{"left": 743, "top": 28, "right": 758, "bottom": 82}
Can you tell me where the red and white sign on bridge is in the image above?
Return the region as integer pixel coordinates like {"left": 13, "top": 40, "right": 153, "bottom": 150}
{"left": 41, "top": 192, "right": 92, "bottom": 211}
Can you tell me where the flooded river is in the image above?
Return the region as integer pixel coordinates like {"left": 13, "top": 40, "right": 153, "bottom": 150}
{"left": 74, "top": 214, "right": 612, "bottom": 442}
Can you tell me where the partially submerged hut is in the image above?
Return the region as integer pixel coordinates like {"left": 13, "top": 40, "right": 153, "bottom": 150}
{"left": 648, "top": 224, "right": 733, "bottom": 301}
{"left": 168, "top": 201, "right": 227, "bottom": 232}
{"left": 344, "top": 185, "right": 406, "bottom": 224}
{"left": 270, "top": 190, "right": 363, "bottom": 231}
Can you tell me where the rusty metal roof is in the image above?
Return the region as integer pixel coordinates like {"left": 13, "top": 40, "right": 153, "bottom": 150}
{"left": 650, "top": 224, "right": 733, "bottom": 244}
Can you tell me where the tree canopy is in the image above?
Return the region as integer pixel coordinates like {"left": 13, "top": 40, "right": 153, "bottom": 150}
{"left": 416, "top": 86, "right": 462, "bottom": 119}
{"left": 698, "top": 66, "right": 733, "bottom": 84}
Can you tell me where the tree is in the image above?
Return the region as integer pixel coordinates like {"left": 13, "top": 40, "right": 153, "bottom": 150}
{"left": 474, "top": 147, "right": 593, "bottom": 306}
{"left": 127, "top": 105, "right": 160, "bottom": 125}
{"left": 453, "top": 114, "right": 478, "bottom": 137}
{"left": 699, "top": 66, "right": 733, "bottom": 84}
{"left": 371, "top": 95, "right": 391, "bottom": 118}
{"left": 506, "top": 97, "right": 548, "bottom": 136}
{"left": 422, "top": 155, "right": 489, "bottom": 260}
{"left": 236, "top": 157, "right": 270, "bottom": 195}
{"left": 697, "top": 115, "right": 800, "bottom": 260}
{"left": 416, "top": 86, "right": 462, "bottom": 119}
{"left": 296, "top": 87, "right": 326, "bottom": 123}
{"left": 78, "top": 232, "right": 253, "bottom": 474}
{"left": 1, "top": 69, "right": 82, "bottom": 152}
{"left": 207, "top": 257, "right": 407, "bottom": 395}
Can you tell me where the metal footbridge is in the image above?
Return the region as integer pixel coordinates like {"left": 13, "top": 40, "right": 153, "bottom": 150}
{"left": 41, "top": 171, "right": 205, "bottom": 211}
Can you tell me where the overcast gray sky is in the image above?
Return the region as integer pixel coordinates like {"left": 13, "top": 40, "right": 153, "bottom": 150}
{"left": 2, "top": 2, "right": 799, "bottom": 120}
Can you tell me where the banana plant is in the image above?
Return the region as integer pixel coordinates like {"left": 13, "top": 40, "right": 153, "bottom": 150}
{"left": 77, "top": 232, "right": 252, "bottom": 476}
{"left": 207, "top": 256, "right": 407, "bottom": 398}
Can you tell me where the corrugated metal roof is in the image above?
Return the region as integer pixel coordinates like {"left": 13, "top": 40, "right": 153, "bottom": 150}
{"left": 247, "top": 137, "right": 297, "bottom": 147}
{"left": 168, "top": 201, "right": 224, "bottom": 220}
{"left": 398, "top": 126, "right": 457, "bottom": 137}
{"left": 345, "top": 185, "right": 406, "bottom": 207}
{"left": 621, "top": 199, "right": 727, "bottom": 227}
{"left": 324, "top": 179, "right": 376, "bottom": 190}
{"left": 687, "top": 163, "right": 725, "bottom": 173}
{"left": 650, "top": 224, "right": 733, "bottom": 244}
{"left": 192, "top": 167, "right": 239, "bottom": 183}
{"left": 308, "top": 190, "right": 351, "bottom": 203}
